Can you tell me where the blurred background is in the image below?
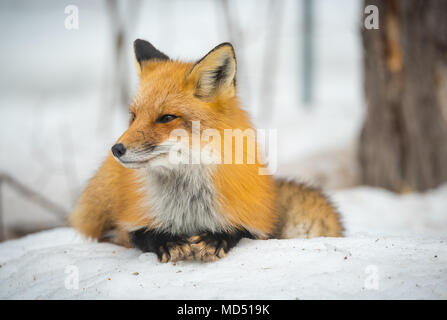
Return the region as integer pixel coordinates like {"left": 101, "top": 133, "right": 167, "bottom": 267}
{"left": 0, "top": 0, "right": 445, "bottom": 241}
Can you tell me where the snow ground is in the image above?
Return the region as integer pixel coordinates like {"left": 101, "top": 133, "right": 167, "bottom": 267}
{"left": 1, "top": 184, "right": 446, "bottom": 300}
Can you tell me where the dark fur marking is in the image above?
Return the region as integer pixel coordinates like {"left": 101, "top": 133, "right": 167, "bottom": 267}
{"left": 194, "top": 57, "right": 231, "bottom": 99}
{"left": 192, "top": 229, "right": 255, "bottom": 254}
{"left": 130, "top": 228, "right": 187, "bottom": 261}
{"left": 134, "top": 39, "right": 169, "bottom": 67}
{"left": 212, "top": 56, "right": 230, "bottom": 84}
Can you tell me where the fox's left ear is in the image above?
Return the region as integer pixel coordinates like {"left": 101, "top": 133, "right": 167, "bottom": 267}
{"left": 134, "top": 39, "right": 169, "bottom": 74}
{"left": 186, "top": 43, "right": 236, "bottom": 101}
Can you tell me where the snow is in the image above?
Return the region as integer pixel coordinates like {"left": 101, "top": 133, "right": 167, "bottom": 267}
{"left": 1, "top": 185, "right": 446, "bottom": 300}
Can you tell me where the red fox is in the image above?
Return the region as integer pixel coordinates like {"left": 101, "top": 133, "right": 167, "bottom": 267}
{"left": 70, "top": 40, "right": 343, "bottom": 263}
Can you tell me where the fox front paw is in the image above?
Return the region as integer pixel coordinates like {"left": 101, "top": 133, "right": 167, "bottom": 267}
{"left": 130, "top": 228, "right": 253, "bottom": 263}
{"left": 189, "top": 233, "right": 229, "bottom": 262}
{"left": 129, "top": 229, "right": 194, "bottom": 263}
{"left": 156, "top": 240, "right": 194, "bottom": 263}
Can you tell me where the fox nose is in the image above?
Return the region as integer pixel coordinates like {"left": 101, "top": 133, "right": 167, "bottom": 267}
{"left": 112, "top": 143, "right": 126, "bottom": 158}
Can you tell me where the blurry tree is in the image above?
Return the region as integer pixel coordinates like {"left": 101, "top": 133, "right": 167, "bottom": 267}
{"left": 359, "top": 0, "right": 447, "bottom": 192}
{"left": 301, "top": 0, "right": 313, "bottom": 106}
{"left": 259, "top": 0, "right": 284, "bottom": 122}
{"left": 105, "top": 0, "right": 141, "bottom": 111}
{"left": 219, "top": 0, "right": 252, "bottom": 103}
{"left": 106, "top": 0, "right": 130, "bottom": 109}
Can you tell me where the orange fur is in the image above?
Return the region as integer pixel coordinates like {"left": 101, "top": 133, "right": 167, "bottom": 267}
{"left": 70, "top": 46, "right": 277, "bottom": 242}
{"left": 70, "top": 41, "right": 342, "bottom": 254}
{"left": 69, "top": 155, "right": 150, "bottom": 245}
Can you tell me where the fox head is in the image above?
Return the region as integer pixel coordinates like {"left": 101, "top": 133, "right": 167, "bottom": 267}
{"left": 112, "top": 39, "right": 253, "bottom": 169}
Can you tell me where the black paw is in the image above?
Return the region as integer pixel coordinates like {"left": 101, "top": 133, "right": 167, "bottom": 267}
{"left": 129, "top": 229, "right": 193, "bottom": 263}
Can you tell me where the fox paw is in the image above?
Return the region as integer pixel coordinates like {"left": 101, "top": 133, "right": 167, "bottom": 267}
{"left": 156, "top": 240, "right": 194, "bottom": 263}
{"left": 189, "top": 233, "right": 230, "bottom": 262}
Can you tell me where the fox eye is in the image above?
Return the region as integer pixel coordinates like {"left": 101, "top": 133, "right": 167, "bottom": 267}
{"left": 129, "top": 112, "right": 136, "bottom": 123}
{"left": 156, "top": 114, "right": 178, "bottom": 123}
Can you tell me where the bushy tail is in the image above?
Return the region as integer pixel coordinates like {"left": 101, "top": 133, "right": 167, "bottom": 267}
{"left": 272, "top": 179, "right": 343, "bottom": 239}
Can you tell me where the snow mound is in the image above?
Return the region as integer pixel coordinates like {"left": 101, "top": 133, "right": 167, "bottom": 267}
{"left": 0, "top": 185, "right": 446, "bottom": 299}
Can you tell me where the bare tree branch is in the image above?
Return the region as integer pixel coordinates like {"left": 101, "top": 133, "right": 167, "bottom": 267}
{"left": 106, "top": 0, "right": 129, "bottom": 109}
{"left": 0, "top": 173, "right": 69, "bottom": 221}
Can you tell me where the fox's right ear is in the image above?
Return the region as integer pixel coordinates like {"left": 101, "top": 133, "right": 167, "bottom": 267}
{"left": 133, "top": 39, "right": 169, "bottom": 74}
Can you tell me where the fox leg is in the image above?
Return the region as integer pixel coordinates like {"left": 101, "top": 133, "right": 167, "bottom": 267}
{"left": 189, "top": 230, "right": 254, "bottom": 262}
{"left": 129, "top": 229, "right": 194, "bottom": 263}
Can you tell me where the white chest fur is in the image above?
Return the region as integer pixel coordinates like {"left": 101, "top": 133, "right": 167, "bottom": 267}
{"left": 139, "top": 164, "right": 230, "bottom": 236}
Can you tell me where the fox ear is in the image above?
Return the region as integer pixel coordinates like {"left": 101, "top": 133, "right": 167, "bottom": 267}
{"left": 134, "top": 39, "right": 169, "bottom": 73}
{"left": 186, "top": 43, "right": 236, "bottom": 100}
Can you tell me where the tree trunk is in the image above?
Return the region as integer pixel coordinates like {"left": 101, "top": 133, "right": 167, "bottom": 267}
{"left": 359, "top": 0, "right": 447, "bottom": 192}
